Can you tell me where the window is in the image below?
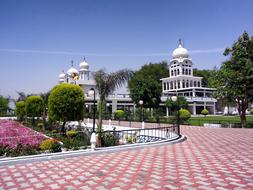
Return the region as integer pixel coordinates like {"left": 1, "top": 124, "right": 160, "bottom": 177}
{"left": 178, "top": 80, "right": 180, "bottom": 89}
{"left": 194, "top": 81, "right": 197, "bottom": 87}
{"left": 174, "top": 70, "right": 177, "bottom": 76}
{"left": 189, "top": 69, "right": 191, "bottom": 75}
{"left": 182, "top": 68, "right": 185, "bottom": 75}
{"left": 185, "top": 69, "right": 188, "bottom": 75}
{"left": 171, "top": 70, "right": 174, "bottom": 76}
{"left": 167, "top": 82, "right": 169, "bottom": 90}
{"left": 198, "top": 81, "right": 201, "bottom": 87}
{"left": 186, "top": 80, "right": 189, "bottom": 88}
{"left": 163, "top": 83, "right": 166, "bottom": 90}
{"left": 182, "top": 80, "right": 185, "bottom": 88}
{"left": 170, "top": 81, "right": 173, "bottom": 89}
{"left": 177, "top": 69, "right": 180, "bottom": 75}
{"left": 185, "top": 61, "right": 188, "bottom": 64}
{"left": 190, "top": 81, "right": 193, "bottom": 87}
{"left": 174, "top": 81, "right": 177, "bottom": 89}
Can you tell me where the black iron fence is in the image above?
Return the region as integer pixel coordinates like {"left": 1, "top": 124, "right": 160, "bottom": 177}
{"left": 98, "top": 125, "right": 180, "bottom": 147}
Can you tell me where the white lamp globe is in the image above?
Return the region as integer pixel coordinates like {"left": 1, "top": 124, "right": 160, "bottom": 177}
{"left": 88, "top": 89, "right": 95, "bottom": 97}
{"left": 171, "top": 96, "right": 178, "bottom": 102}
{"left": 139, "top": 100, "right": 143, "bottom": 105}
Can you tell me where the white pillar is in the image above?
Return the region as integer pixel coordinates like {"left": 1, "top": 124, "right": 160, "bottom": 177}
{"left": 193, "top": 103, "right": 196, "bottom": 115}
{"left": 166, "top": 107, "right": 169, "bottom": 117}
{"left": 142, "top": 121, "right": 145, "bottom": 129}
{"left": 90, "top": 132, "right": 96, "bottom": 151}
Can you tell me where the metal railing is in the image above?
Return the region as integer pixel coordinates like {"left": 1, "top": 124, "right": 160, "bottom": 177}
{"left": 98, "top": 125, "right": 180, "bottom": 147}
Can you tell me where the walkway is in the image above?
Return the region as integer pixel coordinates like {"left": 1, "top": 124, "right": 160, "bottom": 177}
{"left": 0, "top": 125, "right": 253, "bottom": 190}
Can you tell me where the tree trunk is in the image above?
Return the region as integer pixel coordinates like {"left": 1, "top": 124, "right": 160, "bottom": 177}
{"left": 61, "top": 121, "right": 66, "bottom": 134}
{"left": 238, "top": 102, "right": 247, "bottom": 128}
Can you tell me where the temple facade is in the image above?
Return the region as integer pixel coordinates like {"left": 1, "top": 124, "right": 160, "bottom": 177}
{"left": 58, "top": 40, "right": 217, "bottom": 115}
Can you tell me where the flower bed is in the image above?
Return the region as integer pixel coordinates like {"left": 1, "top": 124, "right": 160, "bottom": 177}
{"left": 0, "top": 120, "right": 46, "bottom": 157}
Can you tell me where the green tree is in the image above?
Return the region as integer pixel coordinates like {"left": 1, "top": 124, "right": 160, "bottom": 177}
{"left": 193, "top": 68, "right": 218, "bottom": 87}
{"left": 16, "top": 101, "right": 26, "bottom": 121}
{"left": 93, "top": 69, "right": 132, "bottom": 129}
{"left": 40, "top": 92, "right": 50, "bottom": 130}
{"left": 165, "top": 96, "right": 188, "bottom": 114}
{"left": 48, "top": 83, "right": 85, "bottom": 133}
{"left": 0, "top": 95, "right": 9, "bottom": 116}
{"left": 129, "top": 62, "right": 169, "bottom": 109}
{"left": 213, "top": 31, "right": 253, "bottom": 127}
{"left": 26, "top": 96, "right": 44, "bottom": 127}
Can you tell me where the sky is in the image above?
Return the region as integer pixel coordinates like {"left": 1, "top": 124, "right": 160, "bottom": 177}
{"left": 0, "top": 0, "right": 253, "bottom": 99}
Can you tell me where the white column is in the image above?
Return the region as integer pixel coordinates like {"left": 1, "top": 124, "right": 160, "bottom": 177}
{"left": 193, "top": 89, "right": 196, "bottom": 97}
{"left": 166, "top": 107, "right": 169, "bottom": 117}
{"left": 193, "top": 103, "right": 196, "bottom": 115}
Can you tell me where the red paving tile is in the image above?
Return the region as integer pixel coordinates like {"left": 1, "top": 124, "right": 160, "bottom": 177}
{"left": 1, "top": 125, "right": 253, "bottom": 190}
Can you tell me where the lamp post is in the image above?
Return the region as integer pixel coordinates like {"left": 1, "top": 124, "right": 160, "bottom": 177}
{"left": 171, "top": 96, "right": 180, "bottom": 136}
{"left": 89, "top": 88, "right": 96, "bottom": 150}
{"left": 139, "top": 100, "right": 144, "bottom": 129}
{"left": 106, "top": 103, "right": 111, "bottom": 126}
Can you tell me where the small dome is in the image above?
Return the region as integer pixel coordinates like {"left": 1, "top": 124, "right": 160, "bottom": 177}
{"left": 58, "top": 72, "right": 65, "bottom": 79}
{"left": 79, "top": 58, "right": 89, "bottom": 71}
{"left": 67, "top": 62, "right": 79, "bottom": 76}
{"left": 172, "top": 41, "right": 189, "bottom": 59}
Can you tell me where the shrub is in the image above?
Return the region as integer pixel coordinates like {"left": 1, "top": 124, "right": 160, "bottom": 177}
{"left": 179, "top": 109, "right": 191, "bottom": 123}
{"left": 40, "top": 139, "right": 61, "bottom": 153}
{"left": 201, "top": 109, "right": 209, "bottom": 116}
{"left": 52, "top": 130, "right": 58, "bottom": 133}
{"left": 250, "top": 109, "right": 253, "bottom": 115}
{"left": 66, "top": 130, "right": 78, "bottom": 138}
{"left": 101, "top": 133, "right": 119, "bottom": 147}
{"left": 37, "top": 123, "right": 44, "bottom": 128}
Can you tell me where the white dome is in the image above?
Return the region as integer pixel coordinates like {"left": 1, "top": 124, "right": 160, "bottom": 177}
{"left": 172, "top": 44, "right": 189, "bottom": 59}
{"left": 67, "top": 66, "right": 78, "bottom": 76}
{"left": 58, "top": 72, "right": 65, "bottom": 79}
{"left": 79, "top": 59, "right": 89, "bottom": 71}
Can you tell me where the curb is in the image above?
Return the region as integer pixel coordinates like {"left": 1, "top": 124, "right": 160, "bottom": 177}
{"left": 0, "top": 135, "right": 186, "bottom": 166}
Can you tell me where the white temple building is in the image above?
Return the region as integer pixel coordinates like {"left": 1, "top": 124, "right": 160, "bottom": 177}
{"left": 161, "top": 40, "right": 217, "bottom": 115}
{"left": 58, "top": 40, "right": 217, "bottom": 115}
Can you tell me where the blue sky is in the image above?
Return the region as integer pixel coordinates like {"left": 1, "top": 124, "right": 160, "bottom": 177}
{"left": 0, "top": 0, "right": 253, "bottom": 98}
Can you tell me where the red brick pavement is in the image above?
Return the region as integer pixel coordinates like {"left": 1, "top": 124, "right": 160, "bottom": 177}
{"left": 1, "top": 125, "right": 253, "bottom": 190}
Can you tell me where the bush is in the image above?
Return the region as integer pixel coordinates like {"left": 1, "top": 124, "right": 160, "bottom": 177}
{"left": 101, "top": 133, "right": 119, "bottom": 147}
{"left": 201, "top": 109, "right": 209, "bottom": 116}
{"left": 250, "top": 109, "right": 253, "bottom": 115}
{"left": 114, "top": 110, "right": 125, "bottom": 120}
{"left": 40, "top": 139, "right": 61, "bottom": 153}
{"left": 66, "top": 130, "right": 78, "bottom": 138}
{"left": 37, "top": 123, "right": 44, "bottom": 128}
{"left": 16, "top": 101, "right": 26, "bottom": 121}
{"left": 179, "top": 109, "right": 191, "bottom": 122}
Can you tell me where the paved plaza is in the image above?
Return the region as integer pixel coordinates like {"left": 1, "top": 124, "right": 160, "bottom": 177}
{"left": 0, "top": 124, "right": 253, "bottom": 190}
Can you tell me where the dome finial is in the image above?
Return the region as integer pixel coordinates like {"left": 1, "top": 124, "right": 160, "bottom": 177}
{"left": 71, "top": 60, "right": 74, "bottom": 67}
{"left": 84, "top": 56, "right": 86, "bottom": 61}
{"left": 178, "top": 38, "right": 183, "bottom": 47}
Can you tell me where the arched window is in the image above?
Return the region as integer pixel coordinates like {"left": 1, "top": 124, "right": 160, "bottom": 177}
{"left": 182, "top": 80, "right": 185, "bottom": 88}
{"left": 163, "top": 83, "right": 166, "bottom": 90}
{"left": 198, "top": 81, "right": 201, "bottom": 87}
{"left": 190, "top": 80, "right": 193, "bottom": 87}
{"left": 167, "top": 82, "right": 169, "bottom": 90}
{"left": 170, "top": 81, "right": 173, "bottom": 89}
{"left": 194, "top": 81, "right": 197, "bottom": 87}
{"left": 177, "top": 69, "right": 180, "bottom": 75}
{"left": 171, "top": 70, "right": 173, "bottom": 76}
{"left": 174, "top": 81, "right": 177, "bottom": 89}
{"left": 189, "top": 69, "right": 191, "bottom": 75}
{"left": 186, "top": 69, "right": 188, "bottom": 75}
{"left": 186, "top": 80, "right": 189, "bottom": 88}
{"left": 182, "top": 68, "right": 185, "bottom": 75}
{"left": 178, "top": 80, "right": 180, "bottom": 89}
{"left": 174, "top": 70, "right": 177, "bottom": 76}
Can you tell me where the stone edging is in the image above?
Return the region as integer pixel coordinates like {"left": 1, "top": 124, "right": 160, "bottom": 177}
{"left": 0, "top": 135, "right": 186, "bottom": 166}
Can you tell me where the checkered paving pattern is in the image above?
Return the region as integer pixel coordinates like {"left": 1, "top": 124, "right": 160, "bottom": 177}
{"left": 1, "top": 125, "right": 253, "bottom": 190}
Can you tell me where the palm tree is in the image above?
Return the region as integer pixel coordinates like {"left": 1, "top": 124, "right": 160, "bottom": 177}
{"left": 93, "top": 69, "right": 133, "bottom": 128}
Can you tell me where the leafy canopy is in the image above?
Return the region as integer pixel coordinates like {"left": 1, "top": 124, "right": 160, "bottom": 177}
{"left": 25, "top": 96, "right": 44, "bottom": 118}
{"left": 16, "top": 101, "right": 26, "bottom": 121}
{"left": 48, "top": 83, "right": 85, "bottom": 122}
{"left": 0, "top": 95, "right": 9, "bottom": 115}
{"left": 128, "top": 62, "right": 169, "bottom": 108}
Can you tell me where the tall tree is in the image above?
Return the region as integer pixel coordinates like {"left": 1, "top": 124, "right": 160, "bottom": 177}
{"left": 128, "top": 62, "right": 169, "bottom": 109}
{"left": 48, "top": 84, "right": 84, "bottom": 133}
{"left": 213, "top": 31, "right": 253, "bottom": 127}
{"left": 0, "top": 95, "right": 10, "bottom": 116}
{"left": 26, "top": 96, "right": 44, "bottom": 127}
{"left": 40, "top": 92, "right": 50, "bottom": 130}
{"left": 93, "top": 69, "right": 133, "bottom": 128}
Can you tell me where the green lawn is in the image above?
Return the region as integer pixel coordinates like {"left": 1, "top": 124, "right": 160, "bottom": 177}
{"left": 186, "top": 115, "right": 253, "bottom": 126}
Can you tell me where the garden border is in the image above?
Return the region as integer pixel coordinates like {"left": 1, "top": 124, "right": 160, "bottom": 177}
{"left": 0, "top": 135, "right": 186, "bottom": 166}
